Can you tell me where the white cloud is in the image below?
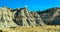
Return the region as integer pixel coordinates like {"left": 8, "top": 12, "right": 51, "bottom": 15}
{"left": 24, "top": 5, "right": 28, "bottom": 8}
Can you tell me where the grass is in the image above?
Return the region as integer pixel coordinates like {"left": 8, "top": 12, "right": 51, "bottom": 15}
{"left": 1, "top": 25, "right": 60, "bottom": 32}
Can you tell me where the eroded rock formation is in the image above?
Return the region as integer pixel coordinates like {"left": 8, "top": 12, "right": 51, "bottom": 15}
{"left": 0, "top": 7, "right": 17, "bottom": 29}
{"left": 38, "top": 7, "right": 60, "bottom": 25}
{"left": 13, "top": 7, "right": 45, "bottom": 26}
{"left": 0, "top": 6, "right": 60, "bottom": 29}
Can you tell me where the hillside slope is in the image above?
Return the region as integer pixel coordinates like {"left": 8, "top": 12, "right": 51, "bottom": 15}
{"left": 0, "top": 7, "right": 60, "bottom": 29}
{"left": 38, "top": 7, "right": 60, "bottom": 25}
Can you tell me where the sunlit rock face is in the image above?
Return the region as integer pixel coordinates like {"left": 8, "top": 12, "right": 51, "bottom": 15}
{"left": 38, "top": 7, "right": 60, "bottom": 25}
{"left": 0, "top": 7, "right": 46, "bottom": 29}
{"left": 13, "top": 7, "right": 46, "bottom": 26}
{"left": 0, "top": 7, "right": 17, "bottom": 29}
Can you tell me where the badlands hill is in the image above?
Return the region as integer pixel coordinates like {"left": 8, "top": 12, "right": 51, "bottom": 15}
{"left": 38, "top": 7, "right": 60, "bottom": 25}
{"left": 0, "top": 7, "right": 60, "bottom": 29}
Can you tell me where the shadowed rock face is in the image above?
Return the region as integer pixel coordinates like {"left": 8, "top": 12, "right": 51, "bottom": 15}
{"left": 38, "top": 7, "right": 60, "bottom": 25}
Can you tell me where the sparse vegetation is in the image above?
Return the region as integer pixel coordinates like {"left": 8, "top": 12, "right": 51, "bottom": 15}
{"left": 1, "top": 26, "right": 60, "bottom": 32}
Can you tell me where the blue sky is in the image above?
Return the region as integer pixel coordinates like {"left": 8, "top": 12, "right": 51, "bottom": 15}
{"left": 0, "top": 0, "right": 60, "bottom": 11}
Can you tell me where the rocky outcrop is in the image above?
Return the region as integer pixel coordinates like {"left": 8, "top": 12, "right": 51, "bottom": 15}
{"left": 13, "top": 7, "right": 46, "bottom": 26}
{"left": 0, "top": 7, "right": 17, "bottom": 29}
{"left": 0, "top": 7, "right": 46, "bottom": 29}
{"left": 0, "top": 6, "right": 60, "bottom": 29}
{"left": 38, "top": 7, "right": 60, "bottom": 25}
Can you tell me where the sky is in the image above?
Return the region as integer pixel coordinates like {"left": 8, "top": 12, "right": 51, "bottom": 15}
{"left": 0, "top": 0, "right": 60, "bottom": 11}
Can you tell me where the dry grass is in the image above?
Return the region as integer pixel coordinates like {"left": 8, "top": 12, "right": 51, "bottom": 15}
{"left": 1, "top": 25, "right": 60, "bottom": 32}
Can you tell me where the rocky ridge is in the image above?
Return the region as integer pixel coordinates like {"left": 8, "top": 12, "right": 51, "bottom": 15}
{"left": 0, "top": 7, "right": 60, "bottom": 29}
{"left": 13, "top": 7, "right": 46, "bottom": 26}
{"left": 38, "top": 7, "right": 60, "bottom": 25}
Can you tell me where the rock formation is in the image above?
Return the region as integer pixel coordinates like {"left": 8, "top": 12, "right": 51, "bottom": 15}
{"left": 13, "top": 7, "right": 46, "bottom": 26}
{"left": 0, "top": 7, "right": 17, "bottom": 29}
{"left": 0, "top": 6, "right": 60, "bottom": 29}
{"left": 37, "top": 7, "right": 60, "bottom": 25}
